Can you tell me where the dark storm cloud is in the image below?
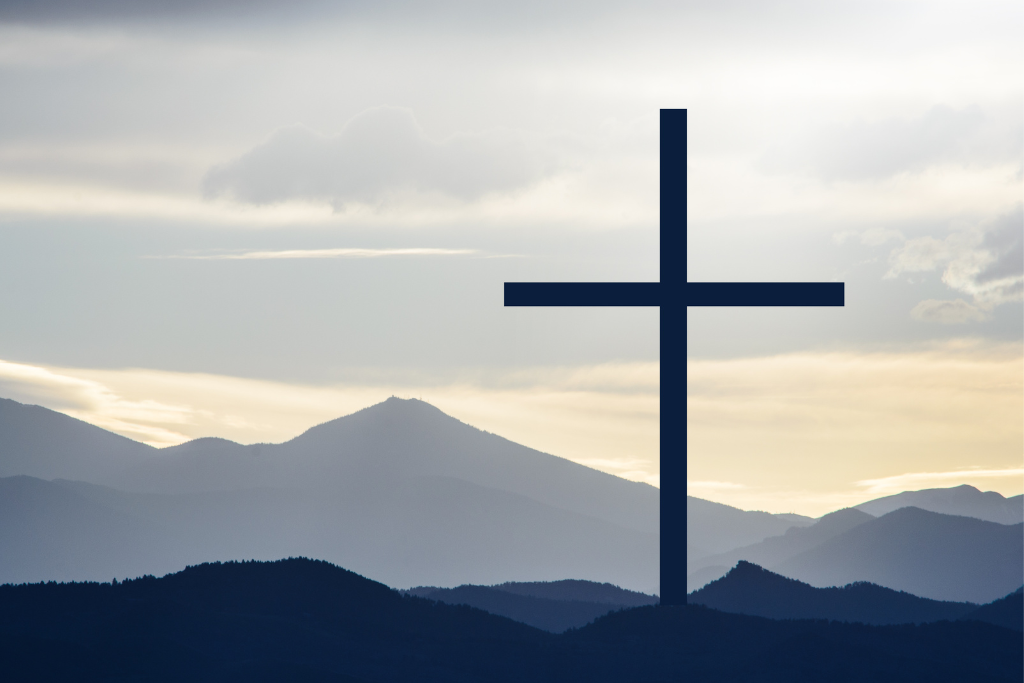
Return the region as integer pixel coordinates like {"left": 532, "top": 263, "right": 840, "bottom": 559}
{"left": 202, "top": 107, "right": 549, "bottom": 207}
{"left": 761, "top": 104, "right": 1023, "bottom": 181}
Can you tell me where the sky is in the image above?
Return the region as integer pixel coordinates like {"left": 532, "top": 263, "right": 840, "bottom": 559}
{"left": 0, "top": 0, "right": 1020, "bottom": 516}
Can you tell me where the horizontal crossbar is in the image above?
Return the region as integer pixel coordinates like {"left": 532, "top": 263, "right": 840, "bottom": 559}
{"left": 504, "top": 282, "right": 660, "bottom": 306}
{"left": 504, "top": 282, "right": 844, "bottom": 307}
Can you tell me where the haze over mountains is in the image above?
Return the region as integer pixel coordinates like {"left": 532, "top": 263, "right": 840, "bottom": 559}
{"left": 774, "top": 507, "right": 1022, "bottom": 604}
{"left": 1, "top": 396, "right": 660, "bottom": 591}
{"left": 686, "top": 507, "right": 873, "bottom": 591}
{"left": 0, "top": 398, "right": 154, "bottom": 482}
{"left": 687, "top": 505, "right": 1022, "bottom": 603}
{"left": 1, "top": 395, "right": 1021, "bottom": 604}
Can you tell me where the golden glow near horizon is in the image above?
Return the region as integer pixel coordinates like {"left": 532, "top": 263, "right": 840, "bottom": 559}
{"left": 1, "top": 340, "right": 1020, "bottom": 517}
{"left": 687, "top": 341, "right": 1023, "bottom": 515}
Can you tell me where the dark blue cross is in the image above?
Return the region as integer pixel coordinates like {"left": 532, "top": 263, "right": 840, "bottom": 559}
{"left": 504, "top": 109, "right": 845, "bottom": 606}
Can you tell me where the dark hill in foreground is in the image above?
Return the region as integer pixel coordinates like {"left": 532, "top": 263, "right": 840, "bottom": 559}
{"left": 690, "top": 561, "right": 978, "bottom": 625}
{"left": 407, "top": 584, "right": 618, "bottom": 633}
{"left": 959, "top": 587, "right": 1023, "bottom": 632}
{"left": 0, "top": 558, "right": 1019, "bottom": 682}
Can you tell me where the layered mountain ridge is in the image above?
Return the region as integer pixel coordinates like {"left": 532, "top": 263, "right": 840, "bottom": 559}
{"left": 1, "top": 557, "right": 1020, "bottom": 682}
{"left": 1, "top": 395, "right": 1020, "bottom": 603}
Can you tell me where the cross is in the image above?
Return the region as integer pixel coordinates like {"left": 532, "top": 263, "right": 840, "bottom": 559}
{"left": 503, "top": 109, "right": 844, "bottom": 606}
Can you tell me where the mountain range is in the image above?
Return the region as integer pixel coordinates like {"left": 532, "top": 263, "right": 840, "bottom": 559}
{"left": 855, "top": 485, "right": 1023, "bottom": 525}
{"left": 1, "top": 395, "right": 1021, "bottom": 603}
{"left": 687, "top": 507, "right": 874, "bottom": 590}
{"left": 690, "top": 561, "right": 1019, "bottom": 627}
{"left": 407, "top": 579, "right": 658, "bottom": 632}
{"left": 689, "top": 505, "right": 1022, "bottom": 603}
{"left": 1, "top": 557, "right": 1019, "bottom": 683}
{"left": 0, "top": 396, "right": 660, "bottom": 591}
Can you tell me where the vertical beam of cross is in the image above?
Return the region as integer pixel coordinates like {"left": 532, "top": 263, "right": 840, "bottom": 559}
{"left": 661, "top": 108, "right": 687, "bottom": 608}
{"left": 503, "top": 109, "right": 844, "bottom": 607}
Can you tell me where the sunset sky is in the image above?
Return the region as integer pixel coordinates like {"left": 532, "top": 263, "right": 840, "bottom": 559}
{"left": 0, "top": 0, "right": 1020, "bottom": 516}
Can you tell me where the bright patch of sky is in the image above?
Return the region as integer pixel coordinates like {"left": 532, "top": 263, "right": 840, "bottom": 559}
{"left": 0, "top": 0, "right": 1019, "bottom": 514}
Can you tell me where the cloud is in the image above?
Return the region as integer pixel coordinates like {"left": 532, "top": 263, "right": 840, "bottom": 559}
{"left": 856, "top": 468, "right": 1024, "bottom": 496}
{"left": 910, "top": 299, "right": 989, "bottom": 325}
{"left": 203, "top": 107, "right": 549, "bottom": 209}
{"left": 173, "top": 247, "right": 476, "bottom": 260}
{"left": 886, "top": 207, "right": 1023, "bottom": 309}
{"left": 762, "top": 104, "right": 1022, "bottom": 181}
{"left": 0, "top": 360, "right": 193, "bottom": 446}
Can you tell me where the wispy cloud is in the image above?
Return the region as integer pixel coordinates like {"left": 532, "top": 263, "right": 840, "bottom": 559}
{"left": 0, "top": 360, "right": 193, "bottom": 447}
{"left": 886, "top": 207, "right": 1023, "bottom": 311}
{"left": 910, "top": 298, "right": 989, "bottom": 324}
{"left": 856, "top": 468, "right": 1024, "bottom": 495}
{"left": 175, "top": 247, "right": 476, "bottom": 260}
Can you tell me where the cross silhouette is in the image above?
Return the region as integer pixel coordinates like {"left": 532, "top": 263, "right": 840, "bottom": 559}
{"left": 504, "top": 109, "right": 845, "bottom": 606}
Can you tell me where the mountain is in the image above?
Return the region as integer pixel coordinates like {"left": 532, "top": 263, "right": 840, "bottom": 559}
{"left": 487, "top": 578, "right": 656, "bottom": 606}
{"left": 687, "top": 507, "right": 874, "bottom": 589}
{"left": 0, "top": 396, "right": 660, "bottom": 591}
{"left": 107, "top": 397, "right": 658, "bottom": 537}
{"left": 405, "top": 585, "right": 628, "bottom": 633}
{"left": 690, "top": 561, "right": 977, "bottom": 625}
{"left": 686, "top": 496, "right": 813, "bottom": 563}
{"left": 3, "top": 395, "right": 1019, "bottom": 602}
{"left": 0, "top": 397, "right": 154, "bottom": 481}
{"left": 774, "top": 507, "right": 1024, "bottom": 604}
{"left": 406, "top": 579, "right": 657, "bottom": 632}
{"left": 0, "top": 476, "right": 187, "bottom": 585}
{"left": 687, "top": 564, "right": 731, "bottom": 593}
{"left": 959, "top": 587, "right": 1023, "bottom": 632}
{"left": 0, "top": 474, "right": 657, "bottom": 591}
{"left": 856, "top": 485, "right": 1024, "bottom": 525}
{"left": 0, "top": 558, "right": 1019, "bottom": 683}
{"left": 0, "top": 557, "right": 546, "bottom": 683}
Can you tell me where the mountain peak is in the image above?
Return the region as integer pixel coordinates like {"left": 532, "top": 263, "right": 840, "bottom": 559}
{"left": 690, "top": 560, "right": 979, "bottom": 626}
{"left": 856, "top": 485, "right": 1022, "bottom": 525}
{"left": 160, "top": 436, "right": 243, "bottom": 452}
{"left": 293, "top": 395, "right": 457, "bottom": 443}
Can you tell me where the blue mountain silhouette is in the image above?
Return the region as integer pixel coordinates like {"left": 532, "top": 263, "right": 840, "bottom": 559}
{"left": 690, "top": 560, "right": 977, "bottom": 625}
{"left": 1, "top": 558, "right": 1019, "bottom": 682}
{"left": 406, "top": 579, "right": 657, "bottom": 632}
